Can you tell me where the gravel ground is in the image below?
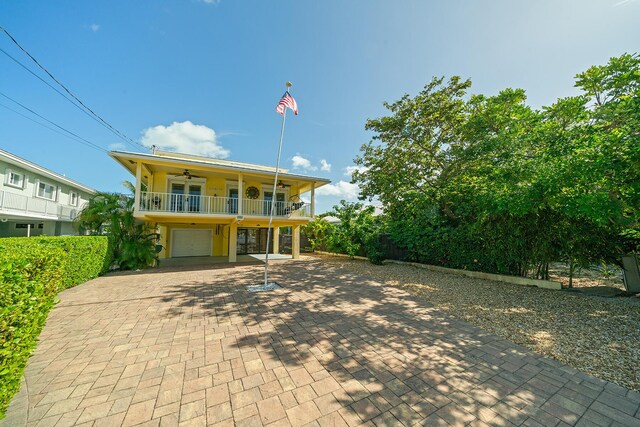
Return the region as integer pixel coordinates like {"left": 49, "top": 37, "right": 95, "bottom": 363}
{"left": 549, "top": 262, "right": 626, "bottom": 289}
{"left": 315, "top": 254, "right": 640, "bottom": 392}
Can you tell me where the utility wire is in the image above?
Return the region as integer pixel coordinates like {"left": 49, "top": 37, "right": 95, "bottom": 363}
{"left": 0, "top": 47, "right": 117, "bottom": 137}
{"left": 0, "top": 25, "right": 146, "bottom": 151}
{"left": 0, "top": 92, "right": 108, "bottom": 153}
{"left": 0, "top": 102, "right": 107, "bottom": 154}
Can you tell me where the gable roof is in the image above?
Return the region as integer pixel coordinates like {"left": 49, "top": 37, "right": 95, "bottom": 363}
{"left": 0, "top": 149, "right": 96, "bottom": 194}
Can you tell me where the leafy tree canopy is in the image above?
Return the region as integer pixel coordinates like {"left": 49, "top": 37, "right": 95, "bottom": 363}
{"left": 352, "top": 53, "right": 640, "bottom": 282}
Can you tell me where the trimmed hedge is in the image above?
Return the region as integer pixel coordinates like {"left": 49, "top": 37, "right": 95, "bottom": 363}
{"left": 0, "top": 236, "right": 111, "bottom": 418}
{"left": 38, "top": 236, "right": 113, "bottom": 289}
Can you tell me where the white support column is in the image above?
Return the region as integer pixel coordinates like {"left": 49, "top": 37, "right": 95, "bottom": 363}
{"left": 292, "top": 224, "right": 300, "bottom": 259}
{"left": 237, "top": 174, "right": 243, "bottom": 216}
{"left": 134, "top": 161, "right": 142, "bottom": 215}
{"left": 142, "top": 164, "right": 153, "bottom": 190}
{"left": 272, "top": 227, "right": 280, "bottom": 254}
{"left": 229, "top": 222, "right": 238, "bottom": 262}
{"left": 310, "top": 183, "right": 315, "bottom": 218}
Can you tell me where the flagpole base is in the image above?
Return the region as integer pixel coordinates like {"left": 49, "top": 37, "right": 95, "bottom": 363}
{"left": 247, "top": 282, "right": 282, "bottom": 293}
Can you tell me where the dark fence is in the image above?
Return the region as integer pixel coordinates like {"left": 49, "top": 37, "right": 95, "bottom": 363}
{"left": 379, "top": 233, "right": 409, "bottom": 261}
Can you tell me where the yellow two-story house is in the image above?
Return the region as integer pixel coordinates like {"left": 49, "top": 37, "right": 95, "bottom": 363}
{"left": 109, "top": 150, "right": 330, "bottom": 263}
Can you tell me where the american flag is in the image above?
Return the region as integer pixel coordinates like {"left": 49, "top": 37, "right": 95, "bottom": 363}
{"left": 276, "top": 91, "right": 298, "bottom": 116}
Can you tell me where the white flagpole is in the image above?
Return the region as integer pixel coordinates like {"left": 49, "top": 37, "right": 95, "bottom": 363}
{"left": 264, "top": 82, "right": 291, "bottom": 285}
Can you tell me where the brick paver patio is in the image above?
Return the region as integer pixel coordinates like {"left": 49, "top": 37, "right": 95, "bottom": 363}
{"left": 3, "top": 258, "right": 640, "bottom": 426}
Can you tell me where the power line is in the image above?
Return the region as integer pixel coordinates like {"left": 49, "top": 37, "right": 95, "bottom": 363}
{"left": 0, "top": 25, "right": 146, "bottom": 151}
{"left": 0, "top": 102, "right": 107, "bottom": 154}
{"left": 0, "top": 91, "right": 108, "bottom": 153}
{"left": 0, "top": 47, "right": 118, "bottom": 136}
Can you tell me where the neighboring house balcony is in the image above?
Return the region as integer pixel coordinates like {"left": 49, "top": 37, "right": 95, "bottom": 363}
{"left": 0, "top": 189, "right": 79, "bottom": 221}
{"left": 139, "top": 191, "right": 311, "bottom": 218}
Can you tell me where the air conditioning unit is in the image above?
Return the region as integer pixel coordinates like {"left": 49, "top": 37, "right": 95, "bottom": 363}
{"left": 622, "top": 254, "right": 640, "bottom": 293}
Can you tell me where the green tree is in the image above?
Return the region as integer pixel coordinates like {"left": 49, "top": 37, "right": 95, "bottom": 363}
{"left": 353, "top": 54, "right": 640, "bottom": 284}
{"left": 354, "top": 76, "right": 471, "bottom": 215}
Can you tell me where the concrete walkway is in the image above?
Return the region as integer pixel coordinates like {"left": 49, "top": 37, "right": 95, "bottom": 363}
{"left": 3, "top": 259, "right": 640, "bottom": 426}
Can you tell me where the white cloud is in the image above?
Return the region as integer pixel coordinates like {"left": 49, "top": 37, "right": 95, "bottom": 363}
{"left": 201, "top": 0, "right": 221, "bottom": 4}
{"left": 83, "top": 23, "right": 100, "bottom": 32}
{"left": 292, "top": 155, "right": 333, "bottom": 173}
{"left": 291, "top": 155, "right": 317, "bottom": 171}
{"left": 140, "top": 121, "right": 230, "bottom": 158}
{"left": 343, "top": 165, "right": 368, "bottom": 177}
{"left": 319, "top": 159, "right": 331, "bottom": 172}
{"left": 315, "top": 180, "right": 360, "bottom": 200}
{"left": 108, "top": 142, "right": 126, "bottom": 150}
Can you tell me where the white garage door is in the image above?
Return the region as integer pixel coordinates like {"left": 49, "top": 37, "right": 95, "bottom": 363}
{"left": 171, "top": 229, "right": 212, "bottom": 257}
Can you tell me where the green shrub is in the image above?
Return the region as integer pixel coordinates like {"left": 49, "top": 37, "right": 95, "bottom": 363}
{"left": 35, "top": 236, "right": 112, "bottom": 289}
{"left": 0, "top": 236, "right": 111, "bottom": 418}
{"left": 364, "top": 234, "right": 386, "bottom": 265}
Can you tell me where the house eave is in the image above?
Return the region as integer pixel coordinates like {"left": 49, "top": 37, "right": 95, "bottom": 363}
{"left": 109, "top": 150, "right": 332, "bottom": 187}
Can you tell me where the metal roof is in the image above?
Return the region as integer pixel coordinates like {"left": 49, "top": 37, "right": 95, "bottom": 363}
{"left": 0, "top": 149, "right": 96, "bottom": 194}
{"left": 109, "top": 150, "right": 332, "bottom": 184}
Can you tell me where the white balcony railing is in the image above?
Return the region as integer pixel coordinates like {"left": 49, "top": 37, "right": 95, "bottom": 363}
{"left": 0, "top": 190, "right": 78, "bottom": 220}
{"left": 139, "top": 191, "right": 311, "bottom": 218}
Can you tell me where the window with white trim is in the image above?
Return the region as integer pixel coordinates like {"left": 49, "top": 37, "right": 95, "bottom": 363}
{"left": 5, "top": 169, "right": 25, "bottom": 189}
{"left": 36, "top": 181, "right": 57, "bottom": 201}
{"left": 69, "top": 191, "right": 79, "bottom": 206}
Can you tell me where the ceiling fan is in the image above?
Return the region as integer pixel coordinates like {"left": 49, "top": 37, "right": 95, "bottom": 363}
{"left": 182, "top": 169, "right": 202, "bottom": 180}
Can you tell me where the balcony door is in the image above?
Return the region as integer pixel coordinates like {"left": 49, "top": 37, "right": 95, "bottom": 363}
{"left": 228, "top": 188, "right": 238, "bottom": 214}
{"left": 263, "top": 191, "right": 286, "bottom": 216}
{"left": 170, "top": 181, "right": 203, "bottom": 212}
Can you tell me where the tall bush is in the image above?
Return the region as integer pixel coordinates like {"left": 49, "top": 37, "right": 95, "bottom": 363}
{"left": 306, "top": 201, "right": 386, "bottom": 263}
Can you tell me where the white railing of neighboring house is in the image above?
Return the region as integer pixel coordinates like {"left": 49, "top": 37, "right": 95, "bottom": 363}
{"left": 139, "top": 191, "right": 311, "bottom": 218}
{"left": 0, "top": 190, "right": 78, "bottom": 220}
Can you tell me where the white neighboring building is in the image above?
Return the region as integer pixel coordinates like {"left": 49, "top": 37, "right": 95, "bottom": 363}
{"left": 0, "top": 149, "right": 95, "bottom": 237}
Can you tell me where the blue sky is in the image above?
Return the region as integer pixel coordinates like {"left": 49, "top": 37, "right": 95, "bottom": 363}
{"left": 1, "top": 0, "right": 639, "bottom": 213}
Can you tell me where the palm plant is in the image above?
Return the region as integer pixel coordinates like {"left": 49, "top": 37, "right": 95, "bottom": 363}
{"left": 75, "top": 182, "right": 157, "bottom": 270}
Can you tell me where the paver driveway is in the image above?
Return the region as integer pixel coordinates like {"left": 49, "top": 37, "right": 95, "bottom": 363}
{"left": 3, "top": 258, "right": 640, "bottom": 426}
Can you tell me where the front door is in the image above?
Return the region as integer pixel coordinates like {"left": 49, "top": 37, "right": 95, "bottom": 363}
{"left": 236, "top": 228, "right": 272, "bottom": 255}
{"left": 237, "top": 229, "right": 248, "bottom": 255}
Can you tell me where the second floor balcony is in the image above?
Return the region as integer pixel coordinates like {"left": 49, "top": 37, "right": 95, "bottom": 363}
{"left": 0, "top": 190, "right": 78, "bottom": 221}
{"left": 139, "top": 191, "right": 311, "bottom": 218}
